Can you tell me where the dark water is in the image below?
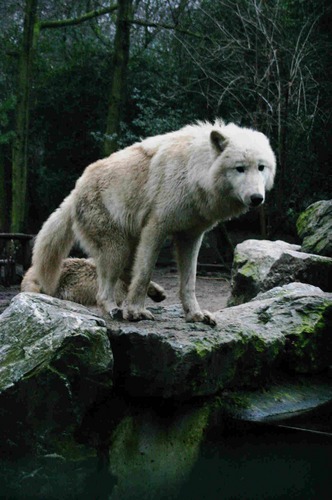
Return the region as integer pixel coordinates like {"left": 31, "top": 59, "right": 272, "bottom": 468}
{"left": 1, "top": 396, "right": 331, "bottom": 500}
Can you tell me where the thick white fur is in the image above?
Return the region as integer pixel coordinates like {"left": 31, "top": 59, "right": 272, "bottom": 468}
{"left": 29, "top": 120, "right": 276, "bottom": 324}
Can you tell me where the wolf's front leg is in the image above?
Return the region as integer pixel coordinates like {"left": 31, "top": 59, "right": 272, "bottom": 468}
{"left": 174, "top": 232, "right": 216, "bottom": 326}
{"left": 123, "top": 221, "right": 165, "bottom": 321}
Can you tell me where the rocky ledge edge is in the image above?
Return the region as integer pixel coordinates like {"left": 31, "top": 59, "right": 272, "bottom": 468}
{"left": 1, "top": 282, "right": 331, "bottom": 404}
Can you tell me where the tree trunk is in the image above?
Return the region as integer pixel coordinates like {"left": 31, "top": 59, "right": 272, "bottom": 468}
{"left": 104, "top": 0, "right": 133, "bottom": 156}
{"left": 0, "top": 146, "right": 6, "bottom": 231}
{"left": 11, "top": 0, "right": 38, "bottom": 232}
{"left": 215, "top": 223, "right": 234, "bottom": 266}
{"left": 276, "top": 81, "right": 290, "bottom": 212}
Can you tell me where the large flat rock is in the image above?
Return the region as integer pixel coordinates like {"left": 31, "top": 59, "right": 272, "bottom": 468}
{"left": 106, "top": 283, "right": 332, "bottom": 399}
{"left": 2, "top": 284, "right": 331, "bottom": 405}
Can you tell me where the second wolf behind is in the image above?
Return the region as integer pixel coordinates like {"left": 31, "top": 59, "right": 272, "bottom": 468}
{"left": 27, "top": 119, "right": 276, "bottom": 325}
{"left": 21, "top": 257, "right": 166, "bottom": 306}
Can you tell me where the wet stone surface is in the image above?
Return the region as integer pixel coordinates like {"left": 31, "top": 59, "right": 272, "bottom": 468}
{"left": 104, "top": 283, "right": 332, "bottom": 399}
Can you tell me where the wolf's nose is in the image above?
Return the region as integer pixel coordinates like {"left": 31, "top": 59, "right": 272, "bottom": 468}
{"left": 250, "top": 194, "right": 264, "bottom": 207}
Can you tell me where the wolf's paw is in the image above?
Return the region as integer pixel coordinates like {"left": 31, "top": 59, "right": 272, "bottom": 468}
{"left": 108, "top": 307, "right": 123, "bottom": 320}
{"left": 186, "top": 310, "right": 217, "bottom": 327}
{"left": 123, "top": 306, "right": 155, "bottom": 322}
{"left": 147, "top": 281, "right": 166, "bottom": 303}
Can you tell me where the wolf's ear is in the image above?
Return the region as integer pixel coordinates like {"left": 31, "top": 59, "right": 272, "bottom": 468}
{"left": 210, "top": 130, "right": 228, "bottom": 154}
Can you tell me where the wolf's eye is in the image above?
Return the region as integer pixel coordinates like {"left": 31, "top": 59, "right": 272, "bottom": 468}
{"left": 258, "top": 164, "right": 265, "bottom": 172}
{"left": 236, "top": 166, "right": 245, "bottom": 173}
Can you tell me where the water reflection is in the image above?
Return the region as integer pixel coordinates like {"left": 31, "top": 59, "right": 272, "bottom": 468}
{"left": 107, "top": 404, "right": 209, "bottom": 499}
{"left": 0, "top": 393, "right": 331, "bottom": 499}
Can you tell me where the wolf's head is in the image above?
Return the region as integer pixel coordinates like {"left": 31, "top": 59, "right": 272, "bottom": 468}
{"left": 210, "top": 123, "right": 276, "bottom": 210}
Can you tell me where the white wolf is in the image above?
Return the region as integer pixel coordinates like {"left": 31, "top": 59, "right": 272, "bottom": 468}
{"left": 26, "top": 120, "right": 276, "bottom": 325}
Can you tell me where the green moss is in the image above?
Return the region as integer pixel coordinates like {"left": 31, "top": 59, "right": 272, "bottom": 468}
{"left": 251, "top": 336, "right": 267, "bottom": 353}
{"left": 193, "top": 339, "right": 210, "bottom": 358}
{"left": 257, "top": 308, "right": 271, "bottom": 324}
{"left": 223, "top": 392, "right": 251, "bottom": 409}
{"left": 293, "top": 302, "right": 329, "bottom": 335}
{"left": 239, "top": 261, "right": 259, "bottom": 279}
{"left": 296, "top": 203, "right": 318, "bottom": 237}
{"left": 287, "top": 301, "right": 332, "bottom": 372}
{"left": 52, "top": 433, "right": 96, "bottom": 461}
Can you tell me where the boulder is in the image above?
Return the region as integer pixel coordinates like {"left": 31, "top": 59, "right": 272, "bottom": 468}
{"left": 228, "top": 239, "right": 332, "bottom": 305}
{"left": 0, "top": 293, "right": 113, "bottom": 438}
{"left": 106, "top": 283, "right": 332, "bottom": 399}
{"left": 296, "top": 200, "right": 332, "bottom": 257}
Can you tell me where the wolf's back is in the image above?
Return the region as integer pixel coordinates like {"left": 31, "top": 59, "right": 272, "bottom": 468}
{"left": 32, "top": 193, "right": 75, "bottom": 295}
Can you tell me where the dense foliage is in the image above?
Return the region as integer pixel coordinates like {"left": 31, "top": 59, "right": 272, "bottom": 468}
{"left": 0, "top": 0, "right": 331, "bottom": 237}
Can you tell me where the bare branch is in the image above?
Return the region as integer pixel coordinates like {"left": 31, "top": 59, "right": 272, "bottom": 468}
{"left": 40, "top": 4, "right": 118, "bottom": 30}
{"left": 290, "top": 16, "right": 319, "bottom": 80}
{"left": 129, "top": 17, "right": 212, "bottom": 41}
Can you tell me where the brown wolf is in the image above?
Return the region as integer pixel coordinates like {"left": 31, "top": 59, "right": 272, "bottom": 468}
{"left": 26, "top": 120, "right": 276, "bottom": 324}
{"left": 21, "top": 257, "right": 166, "bottom": 306}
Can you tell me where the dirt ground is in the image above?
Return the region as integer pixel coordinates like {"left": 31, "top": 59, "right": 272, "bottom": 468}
{"left": 0, "top": 267, "right": 231, "bottom": 315}
{"left": 151, "top": 267, "right": 231, "bottom": 311}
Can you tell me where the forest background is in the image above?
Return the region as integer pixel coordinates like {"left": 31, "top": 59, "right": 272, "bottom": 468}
{"left": 0, "top": 0, "right": 331, "bottom": 258}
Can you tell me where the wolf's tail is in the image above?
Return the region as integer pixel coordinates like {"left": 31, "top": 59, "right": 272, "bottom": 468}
{"left": 31, "top": 193, "right": 75, "bottom": 295}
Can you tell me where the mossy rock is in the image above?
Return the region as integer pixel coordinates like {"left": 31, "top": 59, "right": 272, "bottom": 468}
{"left": 229, "top": 239, "right": 332, "bottom": 305}
{"left": 0, "top": 293, "right": 113, "bottom": 439}
{"left": 296, "top": 200, "right": 332, "bottom": 257}
{"left": 228, "top": 240, "right": 300, "bottom": 305}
